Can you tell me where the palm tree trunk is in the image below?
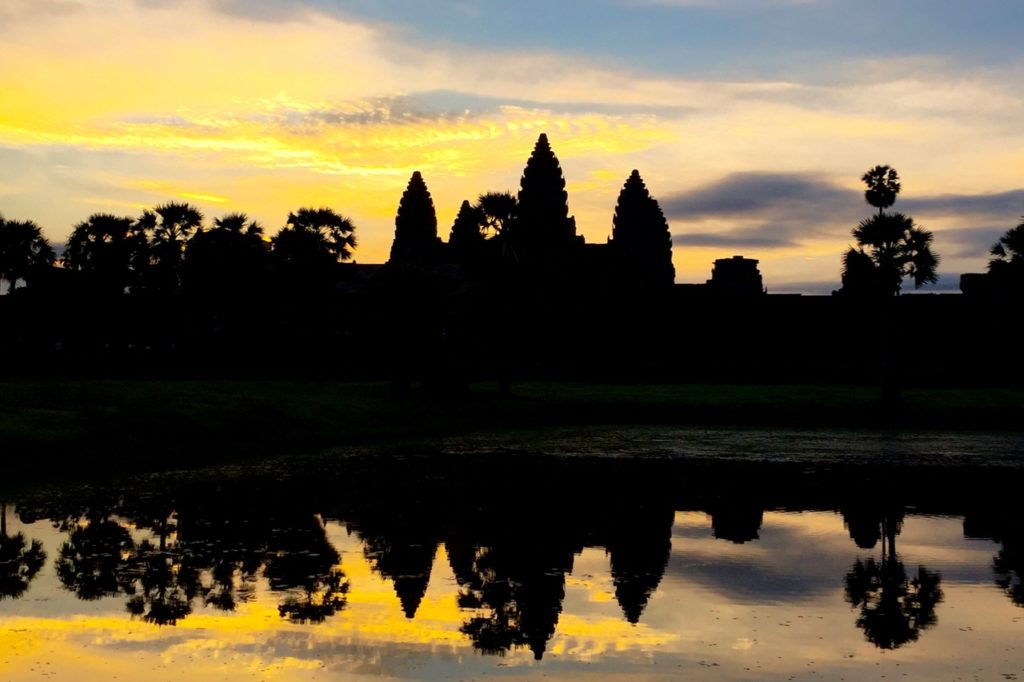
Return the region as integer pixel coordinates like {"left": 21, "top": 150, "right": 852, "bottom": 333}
{"left": 880, "top": 297, "right": 901, "bottom": 409}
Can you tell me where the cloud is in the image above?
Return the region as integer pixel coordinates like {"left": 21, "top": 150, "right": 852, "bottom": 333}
{"left": 662, "top": 172, "right": 860, "bottom": 219}
{"left": 902, "top": 189, "right": 1024, "bottom": 219}
{"left": 664, "top": 173, "right": 1024, "bottom": 255}
{"left": 673, "top": 230, "right": 798, "bottom": 249}
{"left": 663, "top": 173, "right": 862, "bottom": 250}
{"left": 0, "top": 0, "right": 82, "bottom": 28}
{"left": 933, "top": 226, "right": 1006, "bottom": 259}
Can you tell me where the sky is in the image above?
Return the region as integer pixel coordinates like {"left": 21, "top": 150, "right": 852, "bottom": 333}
{"left": 1, "top": 0, "right": 1022, "bottom": 292}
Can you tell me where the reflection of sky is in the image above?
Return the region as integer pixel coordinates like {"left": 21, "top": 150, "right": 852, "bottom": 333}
{"left": 3, "top": 509, "right": 1024, "bottom": 680}
{"left": 2, "top": 0, "right": 1024, "bottom": 290}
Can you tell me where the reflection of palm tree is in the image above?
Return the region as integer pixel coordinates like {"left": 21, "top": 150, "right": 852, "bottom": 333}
{"left": 0, "top": 503, "right": 47, "bottom": 600}
{"left": 844, "top": 518, "right": 943, "bottom": 650}
{"left": 264, "top": 515, "right": 349, "bottom": 624}
{"left": 450, "top": 537, "right": 574, "bottom": 660}
{"left": 126, "top": 538, "right": 201, "bottom": 626}
{"left": 985, "top": 519, "right": 1024, "bottom": 607}
{"left": 276, "top": 566, "right": 349, "bottom": 624}
{"left": 56, "top": 517, "right": 138, "bottom": 600}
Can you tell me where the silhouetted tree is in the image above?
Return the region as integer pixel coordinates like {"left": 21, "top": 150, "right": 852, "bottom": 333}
{"left": 0, "top": 216, "right": 55, "bottom": 294}
{"left": 515, "top": 133, "right": 578, "bottom": 260}
{"left": 0, "top": 503, "right": 47, "bottom": 600}
{"left": 476, "top": 191, "right": 519, "bottom": 262}
{"left": 844, "top": 514, "right": 942, "bottom": 650}
{"left": 448, "top": 199, "right": 485, "bottom": 263}
{"left": 841, "top": 167, "right": 938, "bottom": 297}
{"left": 63, "top": 213, "right": 150, "bottom": 295}
{"left": 842, "top": 213, "right": 939, "bottom": 296}
{"left": 862, "top": 165, "right": 901, "bottom": 216}
{"left": 988, "top": 219, "right": 1024, "bottom": 297}
{"left": 610, "top": 170, "right": 675, "bottom": 290}
{"left": 148, "top": 203, "right": 203, "bottom": 294}
{"left": 389, "top": 171, "right": 442, "bottom": 264}
{"left": 182, "top": 212, "right": 268, "bottom": 297}
{"left": 839, "top": 167, "right": 939, "bottom": 406}
{"left": 271, "top": 207, "right": 356, "bottom": 293}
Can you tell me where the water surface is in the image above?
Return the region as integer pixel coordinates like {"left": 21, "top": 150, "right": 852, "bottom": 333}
{"left": 3, "top": 429, "right": 1024, "bottom": 680}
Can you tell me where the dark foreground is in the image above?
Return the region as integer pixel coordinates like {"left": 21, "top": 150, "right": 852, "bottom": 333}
{"left": 3, "top": 379, "right": 1024, "bottom": 481}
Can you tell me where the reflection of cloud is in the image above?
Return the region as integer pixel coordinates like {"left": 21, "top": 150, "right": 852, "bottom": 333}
{"left": 670, "top": 515, "right": 852, "bottom": 603}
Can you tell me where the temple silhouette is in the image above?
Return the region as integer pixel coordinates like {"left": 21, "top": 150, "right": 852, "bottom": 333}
{"left": 0, "top": 132, "right": 1020, "bottom": 386}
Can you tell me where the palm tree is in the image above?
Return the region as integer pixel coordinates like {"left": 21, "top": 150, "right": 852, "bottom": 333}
{"left": 148, "top": 202, "right": 203, "bottom": 294}
{"left": 0, "top": 216, "right": 55, "bottom": 294}
{"left": 991, "top": 220, "right": 1024, "bottom": 266}
{"left": 275, "top": 207, "right": 356, "bottom": 263}
{"left": 477, "top": 191, "right": 519, "bottom": 262}
{"left": 988, "top": 219, "right": 1024, "bottom": 296}
{"left": 862, "top": 165, "right": 901, "bottom": 216}
{"left": 839, "top": 167, "right": 940, "bottom": 406}
{"left": 182, "top": 212, "right": 268, "bottom": 297}
{"left": 841, "top": 166, "right": 938, "bottom": 296}
{"left": 842, "top": 211, "right": 939, "bottom": 297}
{"left": 63, "top": 213, "right": 149, "bottom": 294}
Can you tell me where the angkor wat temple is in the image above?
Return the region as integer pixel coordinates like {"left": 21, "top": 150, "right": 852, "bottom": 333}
{"left": 0, "top": 134, "right": 1016, "bottom": 385}
{"left": 378, "top": 132, "right": 762, "bottom": 297}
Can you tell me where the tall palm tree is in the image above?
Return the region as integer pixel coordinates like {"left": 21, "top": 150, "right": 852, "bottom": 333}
{"left": 861, "top": 165, "right": 901, "bottom": 216}
{"left": 182, "top": 212, "right": 268, "bottom": 297}
{"left": 270, "top": 208, "right": 356, "bottom": 290}
{"left": 989, "top": 219, "right": 1024, "bottom": 296}
{"left": 843, "top": 211, "right": 939, "bottom": 296}
{"left": 276, "top": 207, "right": 356, "bottom": 263}
{"left": 63, "top": 213, "right": 149, "bottom": 294}
{"left": 0, "top": 216, "right": 55, "bottom": 294}
{"left": 476, "top": 192, "right": 519, "bottom": 262}
{"left": 148, "top": 202, "right": 203, "bottom": 294}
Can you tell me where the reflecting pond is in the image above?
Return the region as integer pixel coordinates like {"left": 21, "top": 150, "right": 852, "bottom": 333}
{"left": 3, "top": 433, "right": 1024, "bottom": 680}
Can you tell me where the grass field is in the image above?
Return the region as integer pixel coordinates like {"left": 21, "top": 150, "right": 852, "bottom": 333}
{"left": 2, "top": 379, "right": 1022, "bottom": 480}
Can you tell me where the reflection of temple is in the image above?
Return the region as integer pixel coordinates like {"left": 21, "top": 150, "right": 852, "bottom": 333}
{"left": 353, "top": 520, "right": 438, "bottom": 619}
{"left": 21, "top": 459, "right": 1024, "bottom": 660}
{"left": 710, "top": 505, "right": 764, "bottom": 544}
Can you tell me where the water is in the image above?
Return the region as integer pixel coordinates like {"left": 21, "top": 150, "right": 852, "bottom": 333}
{"left": 2, "top": 432, "right": 1024, "bottom": 680}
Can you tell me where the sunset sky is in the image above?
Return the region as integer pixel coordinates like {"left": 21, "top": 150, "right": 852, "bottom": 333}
{"left": 2, "top": 0, "right": 1022, "bottom": 291}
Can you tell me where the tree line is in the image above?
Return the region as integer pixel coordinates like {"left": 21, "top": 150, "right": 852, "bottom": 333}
{"left": 1, "top": 137, "right": 1021, "bottom": 384}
